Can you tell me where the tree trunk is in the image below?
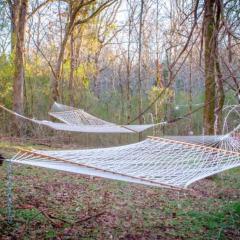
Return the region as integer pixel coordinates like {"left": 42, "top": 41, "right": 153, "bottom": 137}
{"left": 12, "top": 0, "right": 28, "bottom": 115}
{"left": 203, "top": 0, "right": 216, "bottom": 135}
{"left": 155, "top": 0, "right": 162, "bottom": 88}
{"left": 215, "top": 57, "right": 224, "bottom": 134}
{"left": 137, "top": 0, "right": 144, "bottom": 125}
{"left": 52, "top": 16, "right": 74, "bottom": 102}
{"left": 227, "top": 32, "right": 232, "bottom": 63}
{"left": 188, "top": 51, "right": 193, "bottom": 132}
{"left": 50, "top": 1, "right": 113, "bottom": 102}
{"left": 214, "top": 3, "right": 224, "bottom": 134}
{"left": 69, "top": 32, "right": 75, "bottom": 106}
{"left": 51, "top": 36, "right": 67, "bottom": 102}
{"left": 9, "top": 1, "right": 18, "bottom": 53}
{"left": 126, "top": 14, "right": 132, "bottom": 122}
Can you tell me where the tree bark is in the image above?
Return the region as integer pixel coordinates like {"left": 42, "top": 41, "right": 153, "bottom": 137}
{"left": 214, "top": 55, "right": 224, "bottom": 134}
{"left": 69, "top": 32, "right": 75, "bottom": 106}
{"left": 52, "top": 28, "right": 71, "bottom": 102}
{"left": 137, "top": 0, "right": 144, "bottom": 125}
{"left": 11, "top": 0, "right": 28, "bottom": 115}
{"left": 203, "top": 0, "right": 216, "bottom": 135}
{"left": 188, "top": 51, "right": 193, "bottom": 132}
{"left": 214, "top": 2, "right": 224, "bottom": 134}
{"left": 6, "top": 0, "right": 28, "bottom": 135}
{"left": 126, "top": 10, "right": 132, "bottom": 122}
{"left": 227, "top": 32, "right": 232, "bottom": 63}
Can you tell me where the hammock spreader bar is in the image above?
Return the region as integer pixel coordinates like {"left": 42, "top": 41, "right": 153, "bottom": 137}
{"left": 10, "top": 135, "right": 240, "bottom": 189}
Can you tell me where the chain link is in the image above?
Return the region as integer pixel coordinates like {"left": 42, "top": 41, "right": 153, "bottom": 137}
{"left": 7, "top": 157, "right": 13, "bottom": 224}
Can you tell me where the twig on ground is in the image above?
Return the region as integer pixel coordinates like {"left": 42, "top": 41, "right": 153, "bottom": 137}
{"left": 74, "top": 211, "right": 106, "bottom": 224}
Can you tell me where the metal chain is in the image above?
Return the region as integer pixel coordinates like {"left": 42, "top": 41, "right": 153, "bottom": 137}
{"left": 7, "top": 157, "right": 13, "bottom": 224}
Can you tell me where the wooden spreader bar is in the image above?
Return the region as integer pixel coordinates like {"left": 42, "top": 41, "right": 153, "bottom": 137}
{"left": 15, "top": 148, "right": 183, "bottom": 191}
{"left": 148, "top": 136, "right": 240, "bottom": 157}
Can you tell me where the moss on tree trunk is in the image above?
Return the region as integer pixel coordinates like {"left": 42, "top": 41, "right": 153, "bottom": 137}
{"left": 203, "top": 0, "right": 216, "bottom": 135}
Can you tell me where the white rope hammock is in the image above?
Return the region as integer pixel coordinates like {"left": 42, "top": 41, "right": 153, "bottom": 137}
{"left": 35, "top": 120, "right": 157, "bottom": 133}
{"left": 2, "top": 103, "right": 240, "bottom": 189}
{"left": 48, "top": 102, "right": 164, "bottom": 133}
{"left": 0, "top": 104, "right": 162, "bottom": 133}
{"left": 49, "top": 102, "right": 113, "bottom": 125}
{"left": 10, "top": 132, "right": 240, "bottom": 189}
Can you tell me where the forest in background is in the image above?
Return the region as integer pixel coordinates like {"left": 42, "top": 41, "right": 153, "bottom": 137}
{"left": 0, "top": 0, "right": 240, "bottom": 136}
{"left": 0, "top": 1, "right": 240, "bottom": 238}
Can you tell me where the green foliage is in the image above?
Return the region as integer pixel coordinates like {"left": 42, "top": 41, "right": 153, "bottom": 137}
{"left": 176, "top": 201, "right": 240, "bottom": 239}
{"left": 225, "top": 90, "right": 238, "bottom": 105}
{"left": 62, "top": 61, "right": 96, "bottom": 90}
{"left": 45, "top": 230, "right": 56, "bottom": 238}
{"left": 147, "top": 86, "right": 174, "bottom": 122}
{"left": 16, "top": 208, "right": 45, "bottom": 222}
{"left": 25, "top": 69, "right": 51, "bottom": 118}
{"left": 0, "top": 54, "right": 13, "bottom": 107}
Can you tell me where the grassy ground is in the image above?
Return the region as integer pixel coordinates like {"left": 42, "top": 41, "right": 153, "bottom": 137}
{"left": 0, "top": 139, "right": 239, "bottom": 239}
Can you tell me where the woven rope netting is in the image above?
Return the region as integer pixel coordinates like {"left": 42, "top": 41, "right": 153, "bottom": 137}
{"left": 0, "top": 104, "right": 158, "bottom": 133}
{"left": 48, "top": 102, "right": 162, "bottom": 133}
{"left": 49, "top": 102, "right": 113, "bottom": 125}
{"left": 222, "top": 105, "right": 240, "bottom": 134}
{"left": 11, "top": 132, "right": 240, "bottom": 189}
{"left": 34, "top": 121, "right": 156, "bottom": 133}
{"left": 1, "top": 103, "right": 240, "bottom": 189}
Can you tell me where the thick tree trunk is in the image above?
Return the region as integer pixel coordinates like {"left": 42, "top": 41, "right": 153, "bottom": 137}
{"left": 12, "top": 0, "right": 28, "bottom": 115}
{"left": 203, "top": 0, "right": 216, "bottom": 135}
{"left": 214, "top": 4, "right": 224, "bottom": 134}
{"left": 10, "top": 1, "right": 18, "bottom": 52}
{"left": 7, "top": 0, "right": 28, "bottom": 135}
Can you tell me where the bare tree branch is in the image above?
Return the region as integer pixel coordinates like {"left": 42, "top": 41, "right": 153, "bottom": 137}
{"left": 74, "top": 0, "right": 116, "bottom": 26}
{"left": 28, "top": 0, "right": 53, "bottom": 19}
